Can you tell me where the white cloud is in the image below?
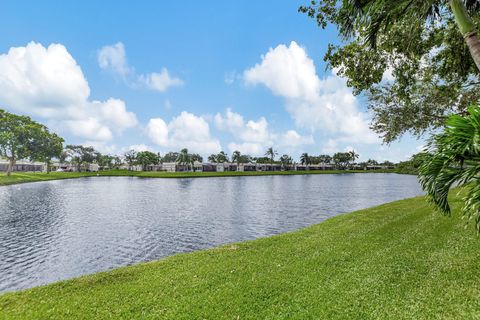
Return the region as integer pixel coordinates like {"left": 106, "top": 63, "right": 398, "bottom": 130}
{"left": 128, "top": 144, "right": 154, "bottom": 152}
{"left": 214, "top": 108, "right": 313, "bottom": 155}
{"left": 139, "top": 68, "right": 183, "bottom": 92}
{"left": 244, "top": 41, "right": 379, "bottom": 145}
{"left": 98, "top": 42, "right": 183, "bottom": 93}
{"left": 0, "top": 42, "right": 137, "bottom": 142}
{"left": 280, "top": 130, "right": 314, "bottom": 147}
{"left": 97, "top": 42, "right": 131, "bottom": 77}
{"left": 146, "top": 111, "right": 221, "bottom": 154}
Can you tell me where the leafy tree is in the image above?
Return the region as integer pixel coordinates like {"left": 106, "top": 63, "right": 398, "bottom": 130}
{"left": 216, "top": 151, "right": 229, "bottom": 163}
{"left": 396, "top": 153, "right": 429, "bottom": 174}
{"left": 265, "top": 147, "right": 278, "bottom": 164}
{"left": 124, "top": 150, "right": 137, "bottom": 170}
{"left": 333, "top": 152, "right": 351, "bottom": 169}
{"left": 232, "top": 150, "right": 242, "bottom": 166}
{"left": 300, "top": 0, "right": 480, "bottom": 143}
{"left": 0, "top": 109, "right": 49, "bottom": 176}
{"left": 348, "top": 150, "right": 359, "bottom": 165}
{"left": 279, "top": 154, "right": 293, "bottom": 169}
{"left": 136, "top": 151, "right": 160, "bottom": 171}
{"left": 418, "top": 105, "right": 480, "bottom": 231}
{"left": 300, "top": 153, "right": 311, "bottom": 166}
{"left": 177, "top": 148, "right": 192, "bottom": 170}
{"left": 254, "top": 157, "right": 271, "bottom": 164}
{"left": 318, "top": 154, "right": 332, "bottom": 168}
{"left": 30, "top": 129, "right": 64, "bottom": 173}
{"left": 65, "top": 145, "right": 96, "bottom": 171}
{"left": 208, "top": 154, "right": 217, "bottom": 163}
{"left": 191, "top": 153, "right": 203, "bottom": 163}
{"left": 162, "top": 152, "right": 179, "bottom": 163}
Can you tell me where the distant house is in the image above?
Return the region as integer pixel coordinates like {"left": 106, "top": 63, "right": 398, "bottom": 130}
{"left": 0, "top": 159, "right": 45, "bottom": 172}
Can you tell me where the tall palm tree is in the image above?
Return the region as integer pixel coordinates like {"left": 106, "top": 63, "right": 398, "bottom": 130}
{"left": 341, "top": 0, "right": 480, "bottom": 71}
{"left": 349, "top": 150, "right": 359, "bottom": 169}
{"left": 265, "top": 147, "right": 278, "bottom": 165}
{"left": 419, "top": 105, "right": 480, "bottom": 232}
{"left": 300, "top": 153, "right": 310, "bottom": 166}
{"left": 232, "top": 150, "right": 241, "bottom": 169}
{"left": 177, "top": 148, "right": 192, "bottom": 171}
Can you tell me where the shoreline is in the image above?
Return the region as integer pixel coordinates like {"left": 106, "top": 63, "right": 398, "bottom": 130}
{"left": 0, "top": 169, "right": 397, "bottom": 186}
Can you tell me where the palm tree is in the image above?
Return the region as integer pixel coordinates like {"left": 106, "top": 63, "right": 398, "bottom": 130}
{"left": 265, "top": 147, "right": 278, "bottom": 164}
{"left": 279, "top": 154, "right": 293, "bottom": 170}
{"left": 300, "top": 153, "right": 310, "bottom": 166}
{"left": 208, "top": 154, "right": 217, "bottom": 163}
{"left": 419, "top": 105, "right": 480, "bottom": 232}
{"left": 339, "top": 0, "right": 480, "bottom": 71}
{"left": 349, "top": 150, "right": 359, "bottom": 169}
{"left": 177, "top": 148, "right": 192, "bottom": 171}
{"left": 232, "top": 150, "right": 241, "bottom": 169}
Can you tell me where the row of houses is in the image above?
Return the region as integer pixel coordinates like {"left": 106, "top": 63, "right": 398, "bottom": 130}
{"left": 131, "top": 162, "right": 393, "bottom": 173}
{"left": 0, "top": 159, "right": 393, "bottom": 173}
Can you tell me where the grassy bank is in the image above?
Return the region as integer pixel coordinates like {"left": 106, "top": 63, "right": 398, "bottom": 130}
{"left": 0, "top": 169, "right": 394, "bottom": 186}
{"left": 1, "top": 192, "right": 479, "bottom": 319}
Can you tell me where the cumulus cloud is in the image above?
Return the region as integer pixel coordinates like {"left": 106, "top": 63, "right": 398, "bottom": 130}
{"left": 214, "top": 108, "right": 313, "bottom": 155}
{"left": 97, "top": 42, "right": 131, "bottom": 77}
{"left": 244, "top": 41, "right": 379, "bottom": 145}
{"left": 139, "top": 68, "right": 183, "bottom": 92}
{"left": 98, "top": 42, "right": 183, "bottom": 92}
{"left": 0, "top": 42, "right": 137, "bottom": 142}
{"left": 146, "top": 111, "right": 221, "bottom": 154}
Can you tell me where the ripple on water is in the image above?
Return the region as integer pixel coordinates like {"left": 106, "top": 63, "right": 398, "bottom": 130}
{"left": 0, "top": 174, "right": 423, "bottom": 292}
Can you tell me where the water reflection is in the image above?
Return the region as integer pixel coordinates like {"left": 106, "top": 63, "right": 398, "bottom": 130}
{"left": 0, "top": 173, "right": 423, "bottom": 292}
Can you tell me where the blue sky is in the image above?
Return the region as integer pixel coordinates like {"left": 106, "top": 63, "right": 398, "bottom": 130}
{"left": 0, "top": 1, "right": 423, "bottom": 162}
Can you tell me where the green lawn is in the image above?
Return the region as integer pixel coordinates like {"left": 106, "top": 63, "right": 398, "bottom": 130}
{"left": 1, "top": 192, "right": 479, "bottom": 319}
{"left": 0, "top": 169, "right": 394, "bottom": 186}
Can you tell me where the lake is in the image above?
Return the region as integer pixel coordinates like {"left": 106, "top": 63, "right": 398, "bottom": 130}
{"left": 0, "top": 173, "right": 423, "bottom": 293}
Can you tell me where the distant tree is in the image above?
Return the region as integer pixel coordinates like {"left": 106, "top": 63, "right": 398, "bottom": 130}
{"left": 232, "top": 150, "right": 242, "bottom": 166}
{"left": 0, "top": 110, "right": 58, "bottom": 176}
{"left": 318, "top": 154, "right": 332, "bottom": 169}
{"left": 208, "top": 154, "right": 217, "bottom": 163}
{"left": 191, "top": 153, "right": 203, "bottom": 163}
{"left": 65, "top": 145, "right": 96, "bottom": 171}
{"left": 254, "top": 157, "right": 271, "bottom": 164}
{"left": 124, "top": 150, "right": 137, "bottom": 170}
{"left": 265, "top": 147, "right": 278, "bottom": 164}
{"left": 162, "top": 152, "right": 179, "bottom": 163}
{"left": 279, "top": 154, "right": 293, "bottom": 170}
{"left": 333, "top": 152, "right": 351, "bottom": 169}
{"left": 177, "top": 148, "right": 192, "bottom": 171}
{"left": 31, "top": 129, "right": 64, "bottom": 173}
{"left": 216, "top": 151, "right": 229, "bottom": 163}
{"left": 300, "top": 153, "right": 310, "bottom": 166}
{"left": 348, "top": 150, "right": 359, "bottom": 167}
{"left": 113, "top": 156, "right": 122, "bottom": 169}
{"left": 136, "top": 151, "right": 160, "bottom": 171}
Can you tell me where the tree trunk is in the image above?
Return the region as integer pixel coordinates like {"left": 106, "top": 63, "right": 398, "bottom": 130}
{"left": 450, "top": 0, "right": 480, "bottom": 72}
{"left": 6, "top": 158, "right": 15, "bottom": 176}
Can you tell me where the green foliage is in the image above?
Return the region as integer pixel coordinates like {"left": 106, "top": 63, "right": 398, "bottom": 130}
{"left": 396, "top": 152, "right": 430, "bottom": 175}
{"left": 64, "top": 145, "right": 96, "bottom": 171}
{"left": 332, "top": 152, "right": 352, "bottom": 169}
{"left": 299, "top": 0, "right": 480, "bottom": 143}
{"left": 136, "top": 151, "right": 160, "bottom": 171}
{"left": 0, "top": 109, "right": 64, "bottom": 175}
{"left": 265, "top": 147, "right": 278, "bottom": 164}
{"left": 419, "top": 105, "right": 480, "bottom": 231}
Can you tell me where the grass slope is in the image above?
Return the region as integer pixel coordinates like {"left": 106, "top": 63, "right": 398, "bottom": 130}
{"left": 0, "top": 169, "right": 394, "bottom": 186}
{"left": 1, "top": 192, "right": 479, "bottom": 319}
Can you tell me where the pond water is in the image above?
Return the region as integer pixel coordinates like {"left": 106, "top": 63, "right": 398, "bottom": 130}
{"left": 0, "top": 173, "right": 423, "bottom": 292}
